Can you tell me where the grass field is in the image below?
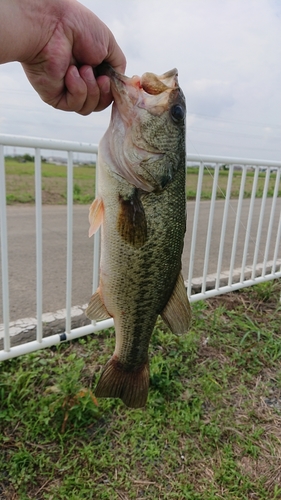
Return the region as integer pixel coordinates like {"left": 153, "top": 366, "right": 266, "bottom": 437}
{"left": 4, "top": 159, "right": 96, "bottom": 205}
{"left": 3, "top": 158, "right": 280, "bottom": 204}
{"left": 1, "top": 280, "right": 281, "bottom": 499}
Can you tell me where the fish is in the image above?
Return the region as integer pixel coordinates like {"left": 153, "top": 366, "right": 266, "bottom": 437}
{"left": 86, "top": 66, "right": 191, "bottom": 408}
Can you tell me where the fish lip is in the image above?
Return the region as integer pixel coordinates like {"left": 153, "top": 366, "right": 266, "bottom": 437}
{"left": 94, "top": 63, "right": 179, "bottom": 96}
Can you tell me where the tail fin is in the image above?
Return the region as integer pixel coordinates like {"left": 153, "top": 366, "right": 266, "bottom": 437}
{"left": 95, "top": 357, "right": 149, "bottom": 408}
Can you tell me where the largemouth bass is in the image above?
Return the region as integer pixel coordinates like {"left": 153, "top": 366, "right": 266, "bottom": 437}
{"left": 86, "top": 66, "right": 191, "bottom": 408}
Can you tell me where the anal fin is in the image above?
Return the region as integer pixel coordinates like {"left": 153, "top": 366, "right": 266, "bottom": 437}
{"left": 161, "top": 272, "right": 191, "bottom": 334}
{"left": 86, "top": 288, "right": 111, "bottom": 320}
{"left": 95, "top": 356, "right": 149, "bottom": 408}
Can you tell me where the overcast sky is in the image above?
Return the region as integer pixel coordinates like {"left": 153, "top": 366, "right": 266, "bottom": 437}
{"left": 0, "top": 0, "right": 280, "bottom": 161}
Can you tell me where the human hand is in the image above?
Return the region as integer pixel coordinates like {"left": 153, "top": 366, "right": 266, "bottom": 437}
{"left": 21, "top": 1, "right": 126, "bottom": 115}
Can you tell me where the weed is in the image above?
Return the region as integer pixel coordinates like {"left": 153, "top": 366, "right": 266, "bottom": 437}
{"left": 73, "top": 183, "right": 81, "bottom": 196}
{"left": 1, "top": 282, "right": 281, "bottom": 498}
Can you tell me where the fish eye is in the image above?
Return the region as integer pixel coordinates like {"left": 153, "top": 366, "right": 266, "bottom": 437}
{"left": 170, "top": 104, "right": 185, "bottom": 123}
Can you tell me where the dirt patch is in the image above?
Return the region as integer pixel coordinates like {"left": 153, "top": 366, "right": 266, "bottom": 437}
{"left": 41, "top": 190, "right": 66, "bottom": 204}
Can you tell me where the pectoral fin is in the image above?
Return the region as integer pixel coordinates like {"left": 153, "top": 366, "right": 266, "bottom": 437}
{"left": 118, "top": 190, "right": 147, "bottom": 248}
{"left": 161, "top": 273, "right": 191, "bottom": 334}
{"left": 89, "top": 197, "right": 104, "bottom": 237}
{"left": 86, "top": 288, "right": 111, "bottom": 320}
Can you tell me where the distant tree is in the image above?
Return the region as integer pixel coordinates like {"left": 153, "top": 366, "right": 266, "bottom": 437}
{"left": 23, "top": 153, "right": 34, "bottom": 162}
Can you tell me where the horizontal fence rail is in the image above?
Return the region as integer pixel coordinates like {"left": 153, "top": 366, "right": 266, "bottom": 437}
{"left": 0, "top": 133, "right": 281, "bottom": 361}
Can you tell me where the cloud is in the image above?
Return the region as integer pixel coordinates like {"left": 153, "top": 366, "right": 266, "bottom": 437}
{"left": 187, "top": 79, "right": 235, "bottom": 117}
{"left": 0, "top": 0, "right": 280, "bottom": 160}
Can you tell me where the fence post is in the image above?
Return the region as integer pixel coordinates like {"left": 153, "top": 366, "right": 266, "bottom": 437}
{"left": 262, "top": 168, "right": 281, "bottom": 276}
{"left": 251, "top": 168, "right": 271, "bottom": 279}
{"left": 228, "top": 166, "right": 247, "bottom": 286}
{"left": 187, "top": 162, "right": 204, "bottom": 297}
{"left": 65, "top": 151, "right": 73, "bottom": 334}
{"left": 202, "top": 164, "right": 220, "bottom": 293}
{"left": 35, "top": 148, "right": 43, "bottom": 342}
{"left": 240, "top": 166, "right": 259, "bottom": 282}
{"left": 215, "top": 164, "right": 234, "bottom": 289}
{"left": 0, "top": 146, "right": 10, "bottom": 351}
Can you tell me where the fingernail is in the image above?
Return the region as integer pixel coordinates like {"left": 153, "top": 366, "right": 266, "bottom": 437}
{"left": 84, "top": 67, "right": 95, "bottom": 81}
{"left": 71, "top": 66, "right": 80, "bottom": 78}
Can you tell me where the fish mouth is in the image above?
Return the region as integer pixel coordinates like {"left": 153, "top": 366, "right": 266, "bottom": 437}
{"left": 95, "top": 63, "right": 180, "bottom": 114}
{"left": 95, "top": 63, "right": 179, "bottom": 92}
{"left": 96, "top": 64, "right": 185, "bottom": 193}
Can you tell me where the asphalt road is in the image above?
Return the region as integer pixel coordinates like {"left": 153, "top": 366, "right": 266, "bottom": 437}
{"left": 0, "top": 198, "right": 280, "bottom": 323}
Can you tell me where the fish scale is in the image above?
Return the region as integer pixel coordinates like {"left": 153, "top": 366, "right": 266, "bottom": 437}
{"left": 86, "top": 66, "right": 191, "bottom": 408}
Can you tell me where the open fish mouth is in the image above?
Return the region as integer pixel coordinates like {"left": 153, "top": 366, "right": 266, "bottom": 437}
{"left": 95, "top": 64, "right": 181, "bottom": 115}
{"left": 95, "top": 63, "right": 179, "bottom": 93}
{"left": 109, "top": 67, "right": 179, "bottom": 94}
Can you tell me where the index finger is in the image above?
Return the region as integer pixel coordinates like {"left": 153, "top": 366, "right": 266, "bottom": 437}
{"left": 105, "top": 32, "right": 126, "bottom": 74}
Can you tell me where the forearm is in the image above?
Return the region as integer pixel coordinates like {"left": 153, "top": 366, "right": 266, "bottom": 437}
{"left": 0, "top": 0, "right": 62, "bottom": 63}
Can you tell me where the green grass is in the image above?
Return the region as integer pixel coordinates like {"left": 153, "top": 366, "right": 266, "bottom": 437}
{"left": 4, "top": 158, "right": 96, "bottom": 205}
{"left": 1, "top": 280, "right": 281, "bottom": 499}
{"left": 3, "top": 159, "right": 279, "bottom": 204}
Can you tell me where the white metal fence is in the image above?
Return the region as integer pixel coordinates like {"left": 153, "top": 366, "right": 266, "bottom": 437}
{"left": 0, "top": 133, "right": 281, "bottom": 361}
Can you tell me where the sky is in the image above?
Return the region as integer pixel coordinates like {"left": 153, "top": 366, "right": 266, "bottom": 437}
{"left": 0, "top": 0, "right": 280, "bottom": 162}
